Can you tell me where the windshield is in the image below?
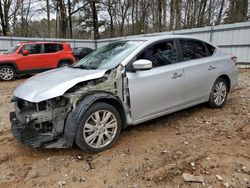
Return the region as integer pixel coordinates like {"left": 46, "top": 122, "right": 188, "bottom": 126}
{"left": 73, "top": 40, "right": 144, "bottom": 70}
{"left": 5, "top": 45, "right": 19, "bottom": 54}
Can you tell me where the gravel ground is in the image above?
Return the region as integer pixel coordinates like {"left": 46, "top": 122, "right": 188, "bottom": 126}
{"left": 0, "top": 68, "right": 249, "bottom": 188}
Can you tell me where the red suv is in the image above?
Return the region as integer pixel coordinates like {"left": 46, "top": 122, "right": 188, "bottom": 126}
{"left": 0, "top": 42, "right": 75, "bottom": 80}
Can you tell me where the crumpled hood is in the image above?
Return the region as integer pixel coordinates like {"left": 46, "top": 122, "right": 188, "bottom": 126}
{"left": 14, "top": 67, "right": 107, "bottom": 103}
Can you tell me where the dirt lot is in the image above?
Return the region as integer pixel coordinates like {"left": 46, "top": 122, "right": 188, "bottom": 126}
{"left": 0, "top": 69, "right": 249, "bottom": 188}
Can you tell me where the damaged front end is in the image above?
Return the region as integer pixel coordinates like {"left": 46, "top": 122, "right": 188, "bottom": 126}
{"left": 10, "top": 67, "right": 132, "bottom": 149}
{"left": 10, "top": 96, "right": 71, "bottom": 148}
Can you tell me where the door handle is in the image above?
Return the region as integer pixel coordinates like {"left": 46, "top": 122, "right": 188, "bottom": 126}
{"left": 208, "top": 65, "right": 216, "bottom": 70}
{"left": 171, "top": 73, "right": 183, "bottom": 79}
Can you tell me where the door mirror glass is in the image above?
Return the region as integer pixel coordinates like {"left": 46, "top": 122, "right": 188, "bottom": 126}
{"left": 132, "top": 59, "right": 152, "bottom": 70}
{"left": 22, "top": 50, "right": 29, "bottom": 56}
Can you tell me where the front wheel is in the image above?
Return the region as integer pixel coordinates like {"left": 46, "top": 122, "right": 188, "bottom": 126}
{"left": 208, "top": 78, "right": 228, "bottom": 108}
{"left": 75, "top": 102, "right": 122, "bottom": 153}
{"left": 0, "top": 66, "right": 16, "bottom": 81}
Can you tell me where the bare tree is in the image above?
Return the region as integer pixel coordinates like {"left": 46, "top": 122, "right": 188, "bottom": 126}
{"left": 0, "top": 0, "right": 13, "bottom": 35}
{"left": 90, "top": 0, "right": 99, "bottom": 40}
{"left": 228, "top": 0, "right": 248, "bottom": 23}
{"left": 169, "top": 0, "right": 175, "bottom": 30}
{"left": 103, "top": 0, "right": 116, "bottom": 37}
{"left": 157, "top": 0, "right": 163, "bottom": 32}
{"left": 175, "top": 0, "right": 181, "bottom": 29}
{"left": 0, "top": 0, "right": 249, "bottom": 39}
{"left": 58, "top": 0, "right": 67, "bottom": 38}
{"left": 45, "top": 0, "right": 51, "bottom": 37}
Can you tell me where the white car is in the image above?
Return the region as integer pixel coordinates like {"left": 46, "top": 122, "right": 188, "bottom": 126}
{"left": 10, "top": 35, "right": 238, "bottom": 153}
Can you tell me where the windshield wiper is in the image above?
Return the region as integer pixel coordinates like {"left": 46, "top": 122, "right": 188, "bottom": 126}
{"left": 72, "top": 65, "right": 90, "bottom": 70}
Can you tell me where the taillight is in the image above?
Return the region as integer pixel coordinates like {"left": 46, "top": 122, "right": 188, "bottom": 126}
{"left": 231, "top": 55, "right": 238, "bottom": 65}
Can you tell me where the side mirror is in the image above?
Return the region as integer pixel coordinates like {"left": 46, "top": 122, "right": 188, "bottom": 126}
{"left": 132, "top": 59, "right": 152, "bottom": 71}
{"left": 22, "top": 50, "right": 29, "bottom": 56}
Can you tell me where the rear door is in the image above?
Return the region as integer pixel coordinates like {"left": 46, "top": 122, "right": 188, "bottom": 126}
{"left": 127, "top": 40, "right": 185, "bottom": 122}
{"left": 43, "top": 43, "right": 64, "bottom": 68}
{"left": 178, "top": 39, "right": 218, "bottom": 103}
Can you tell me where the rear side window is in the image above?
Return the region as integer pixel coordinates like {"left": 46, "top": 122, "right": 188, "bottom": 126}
{"left": 22, "top": 44, "right": 42, "bottom": 54}
{"left": 44, "top": 43, "right": 63, "bottom": 53}
{"left": 205, "top": 42, "right": 216, "bottom": 56}
{"left": 180, "top": 39, "right": 207, "bottom": 61}
{"left": 138, "top": 40, "right": 178, "bottom": 67}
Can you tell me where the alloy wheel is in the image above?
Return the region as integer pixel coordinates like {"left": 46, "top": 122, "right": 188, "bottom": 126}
{"left": 212, "top": 81, "right": 227, "bottom": 106}
{"left": 83, "top": 110, "right": 118, "bottom": 149}
{"left": 0, "top": 67, "right": 14, "bottom": 80}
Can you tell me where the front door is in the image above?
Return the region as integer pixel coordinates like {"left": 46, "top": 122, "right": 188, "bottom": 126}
{"left": 126, "top": 40, "right": 185, "bottom": 123}
{"left": 17, "top": 44, "right": 45, "bottom": 70}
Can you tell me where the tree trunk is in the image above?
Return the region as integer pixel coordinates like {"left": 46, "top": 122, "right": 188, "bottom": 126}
{"left": 58, "top": 0, "right": 67, "bottom": 38}
{"left": 169, "top": 0, "right": 175, "bottom": 30}
{"left": 68, "top": 0, "right": 73, "bottom": 38}
{"left": 107, "top": 0, "right": 114, "bottom": 37}
{"left": 228, "top": 0, "right": 248, "bottom": 23}
{"left": 157, "top": 0, "right": 162, "bottom": 32}
{"left": 0, "top": 1, "right": 6, "bottom": 35}
{"left": 207, "top": 0, "right": 212, "bottom": 25}
{"left": 131, "top": 0, "right": 135, "bottom": 35}
{"left": 163, "top": 0, "right": 167, "bottom": 30}
{"left": 91, "top": 1, "right": 99, "bottom": 40}
{"left": 215, "top": 0, "right": 225, "bottom": 25}
{"left": 46, "top": 0, "right": 51, "bottom": 37}
{"left": 175, "top": 0, "right": 181, "bottom": 29}
{"left": 200, "top": 0, "right": 207, "bottom": 26}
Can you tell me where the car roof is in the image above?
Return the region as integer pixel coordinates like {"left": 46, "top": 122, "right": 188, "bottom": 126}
{"left": 120, "top": 34, "right": 216, "bottom": 48}
{"left": 18, "top": 41, "right": 66, "bottom": 45}
{"left": 123, "top": 34, "right": 204, "bottom": 42}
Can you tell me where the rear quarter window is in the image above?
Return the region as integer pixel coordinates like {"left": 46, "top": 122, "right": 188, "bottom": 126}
{"left": 205, "top": 43, "right": 216, "bottom": 56}
{"left": 44, "top": 43, "right": 63, "bottom": 53}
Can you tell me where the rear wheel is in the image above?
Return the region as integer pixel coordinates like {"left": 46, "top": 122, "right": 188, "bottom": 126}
{"left": 0, "top": 66, "right": 16, "bottom": 81}
{"left": 58, "top": 61, "right": 71, "bottom": 67}
{"left": 208, "top": 78, "right": 228, "bottom": 108}
{"left": 75, "top": 102, "right": 121, "bottom": 153}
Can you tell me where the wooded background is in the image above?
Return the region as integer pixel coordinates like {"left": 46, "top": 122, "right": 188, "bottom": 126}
{"left": 0, "top": 0, "right": 249, "bottom": 39}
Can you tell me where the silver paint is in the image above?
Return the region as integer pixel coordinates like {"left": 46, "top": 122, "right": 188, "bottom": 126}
{"left": 14, "top": 67, "right": 107, "bottom": 103}
{"left": 13, "top": 35, "right": 238, "bottom": 125}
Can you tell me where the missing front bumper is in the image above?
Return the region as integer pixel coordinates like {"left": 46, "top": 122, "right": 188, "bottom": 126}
{"left": 10, "top": 111, "right": 55, "bottom": 148}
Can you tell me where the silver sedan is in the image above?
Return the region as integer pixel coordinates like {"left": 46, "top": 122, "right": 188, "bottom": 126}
{"left": 10, "top": 35, "right": 238, "bottom": 153}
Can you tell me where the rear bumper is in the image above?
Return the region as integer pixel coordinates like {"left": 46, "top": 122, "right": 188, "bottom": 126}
{"left": 10, "top": 111, "right": 68, "bottom": 148}
{"left": 230, "top": 66, "right": 238, "bottom": 91}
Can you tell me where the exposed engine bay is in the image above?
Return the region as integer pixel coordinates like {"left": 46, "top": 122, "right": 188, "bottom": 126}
{"left": 10, "top": 67, "right": 131, "bottom": 148}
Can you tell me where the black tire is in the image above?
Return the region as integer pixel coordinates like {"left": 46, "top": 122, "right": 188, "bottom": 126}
{"left": 0, "top": 65, "right": 16, "bottom": 81}
{"left": 75, "top": 102, "right": 122, "bottom": 153}
{"left": 208, "top": 78, "right": 228, "bottom": 108}
{"left": 58, "top": 61, "right": 71, "bottom": 67}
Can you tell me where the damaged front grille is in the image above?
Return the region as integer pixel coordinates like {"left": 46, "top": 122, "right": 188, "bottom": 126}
{"left": 10, "top": 97, "right": 71, "bottom": 148}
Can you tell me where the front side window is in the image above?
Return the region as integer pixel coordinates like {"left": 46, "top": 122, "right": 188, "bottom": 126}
{"left": 137, "top": 40, "right": 178, "bottom": 67}
{"left": 73, "top": 40, "right": 144, "bottom": 70}
{"left": 44, "top": 43, "right": 63, "bottom": 53}
{"left": 22, "top": 44, "right": 42, "bottom": 54}
{"left": 180, "top": 39, "right": 207, "bottom": 61}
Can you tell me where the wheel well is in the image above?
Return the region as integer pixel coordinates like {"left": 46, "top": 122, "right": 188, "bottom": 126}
{"left": 95, "top": 98, "right": 127, "bottom": 129}
{"left": 58, "top": 59, "right": 73, "bottom": 67}
{"left": 0, "top": 63, "right": 18, "bottom": 74}
{"left": 218, "top": 75, "right": 231, "bottom": 92}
